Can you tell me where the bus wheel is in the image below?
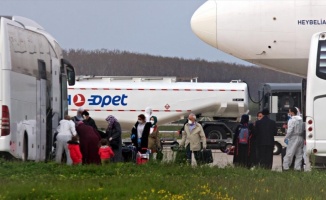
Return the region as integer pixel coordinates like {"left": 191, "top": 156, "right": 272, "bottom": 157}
{"left": 22, "top": 133, "right": 28, "bottom": 161}
{"left": 273, "top": 142, "right": 282, "bottom": 155}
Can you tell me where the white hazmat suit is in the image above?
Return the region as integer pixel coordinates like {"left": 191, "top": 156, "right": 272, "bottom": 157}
{"left": 55, "top": 119, "right": 77, "bottom": 165}
{"left": 145, "top": 107, "right": 153, "bottom": 122}
{"left": 283, "top": 115, "right": 304, "bottom": 170}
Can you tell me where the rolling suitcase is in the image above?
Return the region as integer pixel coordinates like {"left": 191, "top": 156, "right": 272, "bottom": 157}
{"left": 122, "top": 145, "right": 137, "bottom": 162}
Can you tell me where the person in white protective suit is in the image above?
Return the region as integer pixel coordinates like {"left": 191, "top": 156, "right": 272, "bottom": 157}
{"left": 55, "top": 115, "right": 77, "bottom": 165}
{"left": 145, "top": 107, "right": 153, "bottom": 122}
{"left": 283, "top": 107, "right": 304, "bottom": 171}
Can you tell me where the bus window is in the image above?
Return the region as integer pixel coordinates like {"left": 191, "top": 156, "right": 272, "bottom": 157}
{"left": 316, "top": 40, "right": 326, "bottom": 79}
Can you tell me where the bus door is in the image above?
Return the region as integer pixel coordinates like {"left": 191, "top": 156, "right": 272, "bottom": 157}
{"left": 36, "top": 60, "right": 47, "bottom": 161}
{"left": 50, "top": 58, "right": 61, "bottom": 159}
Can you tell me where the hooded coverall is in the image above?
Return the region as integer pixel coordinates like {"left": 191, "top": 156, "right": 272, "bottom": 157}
{"left": 55, "top": 119, "right": 77, "bottom": 165}
{"left": 283, "top": 115, "right": 304, "bottom": 170}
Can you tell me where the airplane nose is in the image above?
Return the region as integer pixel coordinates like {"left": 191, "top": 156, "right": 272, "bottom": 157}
{"left": 191, "top": 1, "right": 217, "bottom": 48}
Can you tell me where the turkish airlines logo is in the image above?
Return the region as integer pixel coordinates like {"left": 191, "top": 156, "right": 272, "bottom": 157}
{"left": 73, "top": 94, "right": 85, "bottom": 107}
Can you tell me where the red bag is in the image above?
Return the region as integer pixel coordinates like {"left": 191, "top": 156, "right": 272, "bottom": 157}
{"left": 136, "top": 148, "right": 150, "bottom": 164}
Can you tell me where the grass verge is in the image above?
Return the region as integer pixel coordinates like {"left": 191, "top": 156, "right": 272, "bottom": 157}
{"left": 0, "top": 160, "right": 324, "bottom": 199}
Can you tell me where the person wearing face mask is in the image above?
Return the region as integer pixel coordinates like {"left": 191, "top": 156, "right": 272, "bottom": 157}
{"left": 283, "top": 107, "right": 304, "bottom": 171}
{"left": 131, "top": 114, "right": 151, "bottom": 152}
{"left": 255, "top": 108, "right": 277, "bottom": 170}
{"left": 180, "top": 113, "right": 207, "bottom": 165}
{"left": 147, "top": 116, "right": 161, "bottom": 159}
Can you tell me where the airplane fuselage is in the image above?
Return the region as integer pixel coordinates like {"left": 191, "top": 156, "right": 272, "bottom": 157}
{"left": 191, "top": 0, "right": 326, "bottom": 77}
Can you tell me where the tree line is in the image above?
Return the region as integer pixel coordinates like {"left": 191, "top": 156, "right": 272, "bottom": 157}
{"left": 63, "top": 49, "right": 302, "bottom": 101}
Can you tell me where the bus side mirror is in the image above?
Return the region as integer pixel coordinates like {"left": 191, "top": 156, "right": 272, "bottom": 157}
{"left": 67, "top": 65, "right": 75, "bottom": 86}
{"left": 61, "top": 59, "right": 76, "bottom": 86}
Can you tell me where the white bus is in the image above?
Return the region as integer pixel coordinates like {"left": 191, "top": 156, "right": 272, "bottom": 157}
{"left": 0, "top": 16, "right": 75, "bottom": 161}
{"left": 306, "top": 31, "right": 326, "bottom": 167}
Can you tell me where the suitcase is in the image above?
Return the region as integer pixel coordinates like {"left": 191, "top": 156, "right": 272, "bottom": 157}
{"left": 198, "top": 149, "right": 214, "bottom": 164}
{"left": 122, "top": 145, "right": 137, "bottom": 162}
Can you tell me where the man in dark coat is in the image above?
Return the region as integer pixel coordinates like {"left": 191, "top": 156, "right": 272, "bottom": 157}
{"left": 76, "top": 121, "right": 101, "bottom": 164}
{"left": 82, "top": 110, "right": 98, "bottom": 130}
{"left": 255, "top": 109, "right": 277, "bottom": 169}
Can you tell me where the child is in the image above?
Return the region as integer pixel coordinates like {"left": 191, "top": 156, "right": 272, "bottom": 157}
{"left": 67, "top": 135, "right": 82, "bottom": 165}
{"left": 98, "top": 138, "right": 115, "bottom": 165}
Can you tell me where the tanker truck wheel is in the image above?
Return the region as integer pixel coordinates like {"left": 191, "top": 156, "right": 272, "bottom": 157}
{"left": 204, "top": 126, "right": 226, "bottom": 140}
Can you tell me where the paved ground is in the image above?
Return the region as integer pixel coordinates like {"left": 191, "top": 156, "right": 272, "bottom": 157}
{"left": 161, "top": 148, "right": 283, "bottom": 171}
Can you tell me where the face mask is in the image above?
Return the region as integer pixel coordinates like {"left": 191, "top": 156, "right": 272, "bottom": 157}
{"left": 150, "top": 120, "right": 155, "bottom": 124}
{"left": 138, "top": 120, "right": 142, "bottom": 124}
{"left": 188, "top": 120, "right": 193, "bottom": 124}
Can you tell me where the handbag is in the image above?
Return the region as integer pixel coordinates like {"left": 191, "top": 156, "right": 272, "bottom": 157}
{"left": 156, "top": 150, "right": 163, "bottom": 161}
{"left": 198, "top": 149, "right": 213, "bottom": 164}
{"left": 174, "top": 147, "right": 187, "bottom": 164}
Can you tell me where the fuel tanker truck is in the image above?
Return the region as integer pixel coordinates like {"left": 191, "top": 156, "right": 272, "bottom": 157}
{"left": 68, "top": 76, "right": 249, "bottom": 149}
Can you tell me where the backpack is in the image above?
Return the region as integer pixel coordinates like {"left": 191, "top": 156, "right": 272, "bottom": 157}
{"left": 238, "top": 125, "right": 249, "bottom": 144}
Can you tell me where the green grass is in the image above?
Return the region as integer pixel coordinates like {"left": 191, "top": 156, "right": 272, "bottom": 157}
{"left": 0, "top": 160, "right": 325, "bottom": 199}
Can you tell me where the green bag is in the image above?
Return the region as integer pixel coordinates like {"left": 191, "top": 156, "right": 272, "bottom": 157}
{"left": 174, "top": 148, "right": 187, "bottom": 164}
{"left": 156, "top": 150, "right": 163, "bottom": 161}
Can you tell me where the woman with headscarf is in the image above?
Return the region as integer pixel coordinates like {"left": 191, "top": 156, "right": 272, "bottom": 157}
{"left": 148, "top": 116, "right": 161, "bottom": 159}
{"left": 76, "top": 121, "right": 101, "bottom": 164}
{"left": 105, "top": 115, "right": 122, "bottom": 162}
{"left": 131, "top": 114, "right": 151, "bottom": 152}
{"left": 232, "top": 114, "right": 254, "bottom": 167}
{"left": 72, "top": 107, "right": 84, "bottom": 125}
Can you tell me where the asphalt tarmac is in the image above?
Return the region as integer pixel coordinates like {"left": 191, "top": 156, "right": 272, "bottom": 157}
{"left": 161, "top": 148, "right": 283, "bottom": 171}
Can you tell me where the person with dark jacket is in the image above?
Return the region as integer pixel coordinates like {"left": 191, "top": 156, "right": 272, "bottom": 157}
{"left": 76, "top": 121, "right": 101, "bottom": 165}
{"left": 232, "top": 114, "right": 254, "bottom": 167}
{"left": 82, "top": 110, "right": 98, "bottom": 130}
{"left": 131, "top": 114, "right": 151, "bottom": 152}
{"left": 105, "top": 115, "right": 123, "bottom": 162}
{"left": 247, "top": 112, "right": 262, "bottom": 168}
{"left": 255, "top": 109, "right": 277, "bottom": 169}
{"left": 177, "top": 120, "right": 188, "bottom": 137}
